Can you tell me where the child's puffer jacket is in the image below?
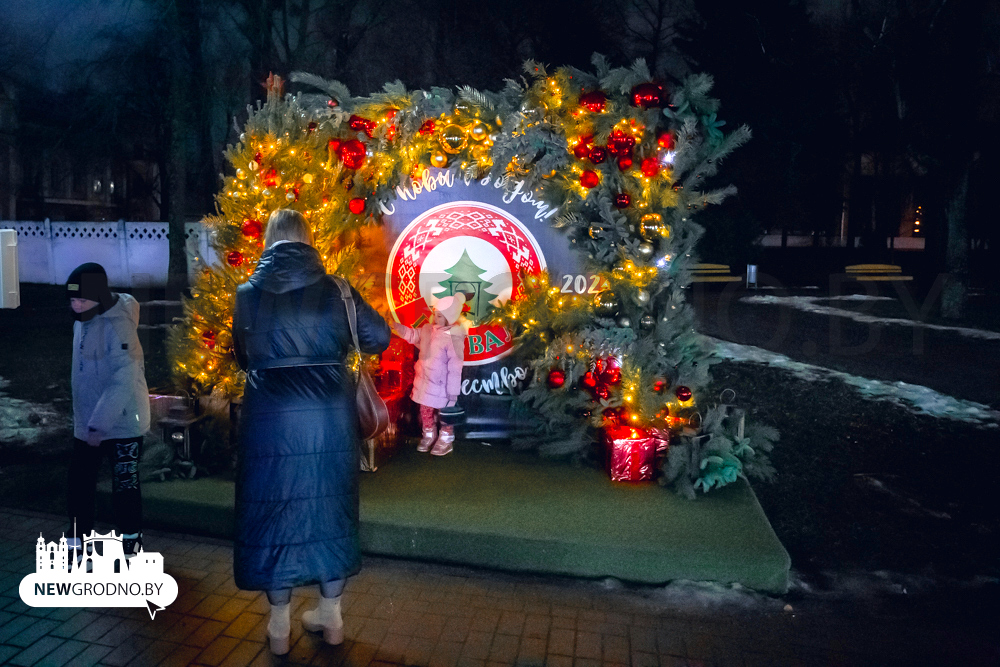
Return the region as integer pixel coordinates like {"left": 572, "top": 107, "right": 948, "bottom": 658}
{"left": 71, "top": 293, "right": 150, "bottom": 440}
{"left": 396, "top": 323, "right": 464, "bottom": 409}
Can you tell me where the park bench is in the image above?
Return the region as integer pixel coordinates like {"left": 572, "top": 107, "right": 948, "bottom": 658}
{"left": 691, "top": 263, "right": 742, "bottom": 283}
{"left": 844, "top": 264, "right": 913, "bottom": 282}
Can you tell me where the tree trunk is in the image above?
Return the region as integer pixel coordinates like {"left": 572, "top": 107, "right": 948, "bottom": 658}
{"left": 940, "top": 161, "right": 971, "bottom": 319}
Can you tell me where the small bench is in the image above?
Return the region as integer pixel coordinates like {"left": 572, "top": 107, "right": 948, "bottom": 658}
{"left": 844, "top": 264, "right": 913, "bottom": 282}
{"left": 691, "top": 263, "right": 742, "bottom": 283}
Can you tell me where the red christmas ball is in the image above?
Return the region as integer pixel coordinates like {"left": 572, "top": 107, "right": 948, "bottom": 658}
{"left": 340, "top": 139, "right": 366, "bottom": 170}
{"left": 349, "top": 197, "right": 366, "bottom": 214}
{"left": 641, "top": 157, "right": 660, "bottom": 178}
{"left": 653, "top": 379, "right": 666, "bottom": 392}
{"left": 253, "top": 151, "right": 262, "bottom": 164}
{"left": 657, "top": 130, "right": 674, "bottom": 150}
{"left": 608, "top": 130, "right": 636, "bottom": 156}
{"left": 580, "top": 371, "right": 598, "bottom": 390}
{"left": 226, "top": 251, "right": 244, "bottom": 268}
{"left": 675, "top": 386, "right": 693, "bottom": 402}
{"left": 579, "top": 90, "right": 607, "bottom": 113}
{"left": 572, "top": 134, "right": 594, "bottom": 160}
{"left": 580, "top": 170, "right": 600, "bottom": 189}
{"left": 547, "top": 369, "right": 566, "bottom": 389}
{"left": 617, "top": 156, "right": 633, "bottom": 171}
{"left": 327, "top": 99, "right": 339, "bottom": 108}
{"left": 631, "top": 82, "right": 665, "bottom": 109}
{"left": 240, "top": 218, "right": 262, "bottom": 239}
{"left": 596, "top": 385, "right": 611, "bottom": 400}
{"left": 614, "top": 193, "right": 631, "bottom": 209}
{"left": 418, "top": 119, "right": 436, "bottom": 135}
{"left": 588, "top": 146, "right": 607, "bottom": 165}
{"left": 307, "top": 121, "right": 317, "bottom": 133}
{"left": 263, "top": 167, "right": 278, "bottom": 187}
{"left": 349, "top": 114, "right": 375, "bottom": 138}
{"left": 600, "top": 367, "right": 621, "bottom": 386}
{"left": 328, "top": 138, "right": 342, "bottom": 155}
{"left": 201, "top": 330, "right": 216, "bottom": 349}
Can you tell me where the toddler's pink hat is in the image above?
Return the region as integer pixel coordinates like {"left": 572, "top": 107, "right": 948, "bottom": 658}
{"left": 433, "top": 293, "right": 467, "bottom": 325}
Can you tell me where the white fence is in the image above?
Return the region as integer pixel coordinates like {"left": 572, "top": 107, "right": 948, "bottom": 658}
{"left": 0, "top": 220, "right": 222, "bottom": 287}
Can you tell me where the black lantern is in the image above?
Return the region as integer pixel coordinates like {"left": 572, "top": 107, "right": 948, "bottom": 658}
{"left": 158, "top": 404, "right": 208, "bottom": 475}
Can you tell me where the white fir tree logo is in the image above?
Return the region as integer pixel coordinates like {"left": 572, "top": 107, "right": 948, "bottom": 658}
{"left": 432, "top": 249, "right": 502, "bottom": 325}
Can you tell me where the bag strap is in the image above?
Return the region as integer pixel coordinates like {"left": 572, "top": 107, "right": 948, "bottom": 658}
{"left": 332, "top": 276, "right": 362, "bottom": 354}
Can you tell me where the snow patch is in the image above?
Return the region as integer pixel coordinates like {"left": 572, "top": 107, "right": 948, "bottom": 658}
{"left": 709, "top": 338, "right": 1000, "bottom": 427}
{"left": 741, "top": 294, "right": 1000, "bottom": 341}
{"left": 650, "top": 579, "right": 784, "bottom": 612}
{"left": 0, "top": 377, "right": 69, "bottom": 445}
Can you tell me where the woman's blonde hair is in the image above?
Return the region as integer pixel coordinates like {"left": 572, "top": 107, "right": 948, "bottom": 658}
{"left": 263, "top": 209, "right": 314, "bottom": 249}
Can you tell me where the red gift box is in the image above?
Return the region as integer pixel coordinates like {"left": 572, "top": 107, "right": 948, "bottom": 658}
{"left": 603, "top": 425, "right": 657, "bottom": 482}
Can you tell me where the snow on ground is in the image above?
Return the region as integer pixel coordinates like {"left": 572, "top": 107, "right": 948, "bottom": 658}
{"left": 0, "top": 377, "right": 68, "bottom": 446}
{"left": 741, "top": 294, "right": 1000, "bottom": 341}
{"left": 709, "top": 338, "right": 1000, "bottom": 428}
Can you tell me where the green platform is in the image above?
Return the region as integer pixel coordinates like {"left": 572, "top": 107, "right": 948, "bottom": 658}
{"left": 110, "top": 444, "right": 790, "bottom": 593}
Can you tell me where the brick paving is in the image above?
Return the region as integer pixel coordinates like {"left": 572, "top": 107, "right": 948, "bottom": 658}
{"left": 1, "top": 507, "right": 997, "bottom": 666}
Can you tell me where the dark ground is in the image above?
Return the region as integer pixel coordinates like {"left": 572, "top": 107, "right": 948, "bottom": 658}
{"left": 1, "top": 283, "right": 998, "bottom": 587}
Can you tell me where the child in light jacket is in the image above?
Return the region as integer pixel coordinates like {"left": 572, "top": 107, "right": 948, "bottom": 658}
{"left": 392, "top": 294, "right": 467, "bottom": 456}
{"left": 66, "top": 263, "right": 150, "bottom": 557}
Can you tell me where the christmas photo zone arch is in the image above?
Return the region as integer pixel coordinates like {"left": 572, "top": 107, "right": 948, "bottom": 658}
{"left": 169, "top": 55, "right": 777, "bottom": 502}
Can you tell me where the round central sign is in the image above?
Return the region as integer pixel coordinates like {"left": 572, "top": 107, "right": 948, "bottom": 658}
{"left": 386, "top": 201, "right": 547, "bottom": 366}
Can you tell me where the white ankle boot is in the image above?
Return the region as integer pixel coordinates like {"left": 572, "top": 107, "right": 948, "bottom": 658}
{"left": 302, "top": 595, "right": 344, "bottom": 645}
{"left": 431, "top": 429, "right": 454, "bottom": 456}
{"left": 267, "top": 602, "right": 291, "bottom": 655}
{"left": 418, "top": 428, "right": 437, "bottom": 453}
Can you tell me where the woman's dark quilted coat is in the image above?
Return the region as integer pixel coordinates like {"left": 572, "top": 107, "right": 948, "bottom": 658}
{"left": 232, "top": 241, "right": 390, "bottom": 591}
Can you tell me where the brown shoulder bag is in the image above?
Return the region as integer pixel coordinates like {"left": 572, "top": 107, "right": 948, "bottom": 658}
{"left": 333, "top": 277, "right": 390, "bottom": 441}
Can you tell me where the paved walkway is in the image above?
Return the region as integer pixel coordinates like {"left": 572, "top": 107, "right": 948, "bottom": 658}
{"left": 1, "top": 507, "right": 996, "bottom": 666}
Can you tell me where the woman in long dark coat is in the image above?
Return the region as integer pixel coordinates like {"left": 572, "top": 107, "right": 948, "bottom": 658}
{"left": 232, "top": 209, "right": 390, "bottom": 655}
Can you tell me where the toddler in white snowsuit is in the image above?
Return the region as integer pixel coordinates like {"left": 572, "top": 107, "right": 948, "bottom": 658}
{"left": 392, "top": 294, "right": 467, "bottom": 456}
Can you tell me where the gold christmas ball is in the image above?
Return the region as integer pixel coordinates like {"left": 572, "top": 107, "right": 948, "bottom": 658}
{"left": 285, "top": 191, "right": 296, "bottom": 201}
{"left": 249, "top": 161, "right": 259, "bottom": 172}
{"left": 430, "top": 152, "right": 449, "bottom": 168}
{"left": 637, "top": 242, "right": 654, "bottom": 260}
{"left": 262, "top": 188, "right": 273, "bottom": 198}
{"left": 236, "top": 168, "right": 247, "bottom": 180}
{"left": 440, "top": 124, "right": 468, "bottom": 154}
{"left": 594, "top": 291, "right": 619, "bottom": 317}
{"left": 640, "top": 213, "right": 665, "bottom": 240}
{"left": 636, "top": 289, "right": 650, "bottom": 306}
{"left": 470, "top": 122, "right": 488, "bottom": 142}
{"left": 616, "top": 315, "right": 632, "bottom": 328}
{"left": 217, "top": 330, "right": 233, "bottom": 351}
{"left": 640, "top": 315, "right": 656, "bottom": 331}
{"left": 588, "top": 225, "right": 605, "bottom": 239}
{"left": 302, "top": 173, "right": 314, "bottom": 184}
